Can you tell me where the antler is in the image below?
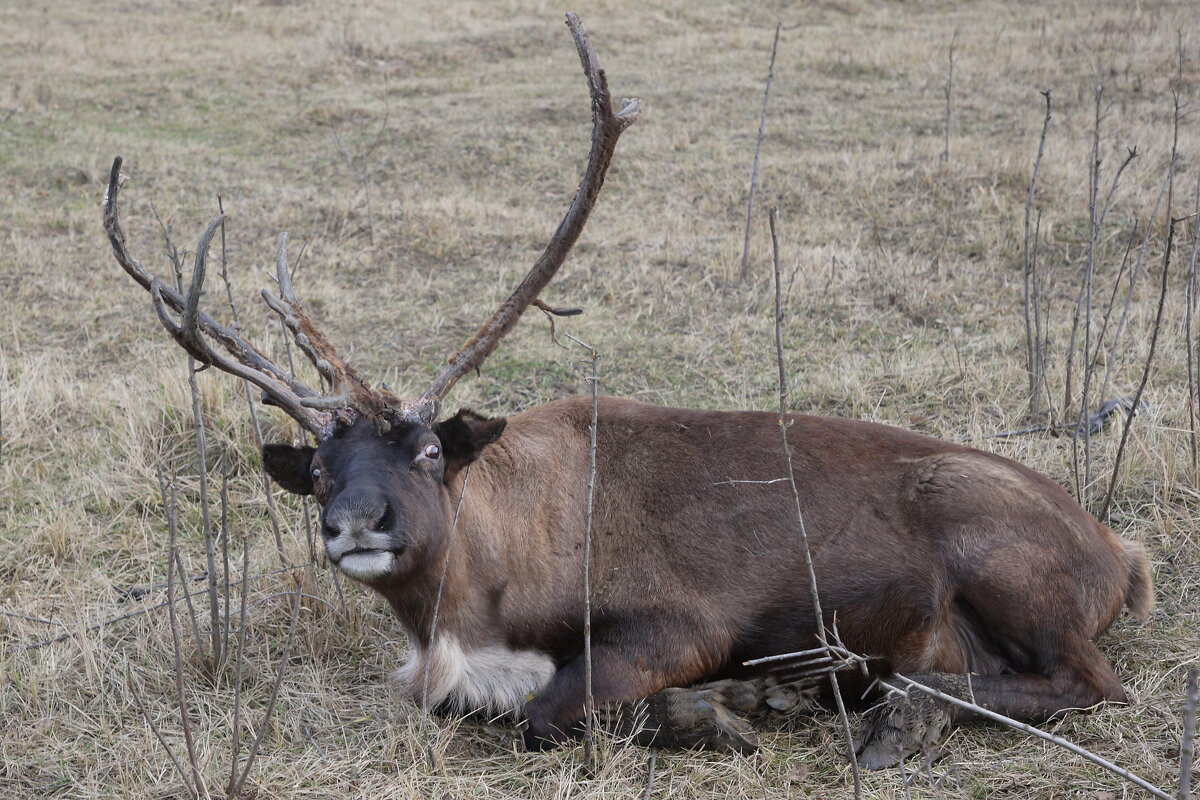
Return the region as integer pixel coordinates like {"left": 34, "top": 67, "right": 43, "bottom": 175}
{"left": 408, "top": 12, "right": 640, "bottom": 422}
{"left": 103, "top": 160, "right": 387, "bottom": 438}
{"left": 104, "top": 14, "right": 638, "bottom": 435}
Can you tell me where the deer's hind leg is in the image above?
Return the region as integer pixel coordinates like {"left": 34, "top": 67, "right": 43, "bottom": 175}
{"left": 855, "top": 553, "right": 1131, "bottom": 769}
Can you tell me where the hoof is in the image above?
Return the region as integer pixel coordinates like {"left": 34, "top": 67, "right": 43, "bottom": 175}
{"left": 643, "top": 684, "right": 760, "bottom": 753}
{"left": 854, "top": 690, "right": 951, "bottom": 770}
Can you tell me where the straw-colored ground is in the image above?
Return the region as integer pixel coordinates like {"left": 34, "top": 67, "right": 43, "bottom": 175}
{"left": 2, "top": 0, "right": 1198, "bottom": 797}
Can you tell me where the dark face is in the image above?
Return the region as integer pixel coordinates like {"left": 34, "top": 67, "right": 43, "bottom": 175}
{"left": 262, "top": 410, "right": 506, "bottom": 586}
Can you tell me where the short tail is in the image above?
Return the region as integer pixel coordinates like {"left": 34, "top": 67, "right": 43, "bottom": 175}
{"left": 1122, "top": 539, "right": 1154, "bottom": 621}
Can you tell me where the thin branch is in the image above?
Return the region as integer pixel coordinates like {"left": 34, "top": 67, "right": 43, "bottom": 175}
{"left": 158, "top": 468, "right": 205, "bottom": 797}
{"left": 1100, "top": 215, "right": 1180, "bottom": 519}
{"left": 215, "top": 198, "right": 288, "bottom": 565}
{"left": 127, "top": 666, "right": 194, "bottom": 797}
{"left": 881, "top": 673, "right": 1171, "bottom": 800}
{"left": 769, "top": 208, "right": 861, "bottom": 796}
{"left": 229, "top": 537, "right": 251, "bottom": 792}
{"left": 642, "top": 749, "right": 658, "bottom": 800}
{"left": 941, "top": 30, "right": 958, "bottom": 163}
{"left": 232, "top": 569, "right": 305, "bottom": 795}
{"left": 1024, "top": 90, "right": 1052, "bottom": 421}
{"left": 739, "top": 21, "right": 781, "bottom": 281}
{"left": 421, "top": 462, "right": 473, "bottom": 763}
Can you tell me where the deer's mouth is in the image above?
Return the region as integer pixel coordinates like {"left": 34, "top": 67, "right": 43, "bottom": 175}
{"left": 335, "top": 549, "right": 398, "bottom": 583}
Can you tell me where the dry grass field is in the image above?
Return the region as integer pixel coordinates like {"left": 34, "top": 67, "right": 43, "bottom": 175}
{"left": 2, "top": 0, "right": 1199, "bottom": 797}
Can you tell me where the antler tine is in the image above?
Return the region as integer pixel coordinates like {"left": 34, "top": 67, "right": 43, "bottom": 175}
{"left": 408, "top": 14, "right": 640, "bottom": 424}
{"left": 141, "top": 214, "right": 331, "bottom": 437}
{"left": 104, "top": 156, "right": 379, "bottom": 438}
{"left": 262, "top": 233, "right": 403, "bottom": 429}
{"left": 104, "top": 157, "right": 320, "bottom": 404}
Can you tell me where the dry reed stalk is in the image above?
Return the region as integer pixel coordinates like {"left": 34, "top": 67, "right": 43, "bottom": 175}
{"left": 738, "top": 21, "right": 781, "bottom": 282}
{"left": 768, "top": 208, "right": 862, "bottom": 797}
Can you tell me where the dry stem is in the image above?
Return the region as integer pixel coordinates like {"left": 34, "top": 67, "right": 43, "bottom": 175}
{"left": 769, "top": 208, "right": 861, "bottom": 796}
{"left": 739, "top": 21, "right": 781, "bottom": 281}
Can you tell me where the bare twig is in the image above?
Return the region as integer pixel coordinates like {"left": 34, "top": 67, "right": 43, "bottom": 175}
{"left": 1100, "top": 215, "right": 1179, "bottom": 519}
{"left": 127, "top": 666, "right": 194, "bottom": 797}
{"left": 229, "top": 537, "right": 251, "bottom": 793}
{"left": 1100, "top": 158, "right": 1176, "bottom": 405}
{"left": 881, "top": 673, "right": 1171, "bottom": 800}
{"left": 1188, "top": 172, "right": 1200, "bottom": 483}
{"left": 215, "top": 198, "right": 288, "bottom": 565}
{"left": 643, "top": 749, "right": 658, "bottom": 800}
{"left": 1024, "top": 90, "right": 1052, "bottom": 421}
{"left": 158, "top": 468, "right": 205, "bottom": 797}
{"left": 769, "top": 208, "right": 861, "bottom": 796}
{"left": 941, "top": 30, "right": 958, "bottom": 163}
{"left": 739, "top": 21, "right": 781, "bottom": 281}
{"left": 0, "top": 609, "right": 54, "bottom": 625}
{"left": 566, "top": 332, "right": 601, "bottom": 769}
{"left": 231, "top": 570, "right": 304, "bottom": 796}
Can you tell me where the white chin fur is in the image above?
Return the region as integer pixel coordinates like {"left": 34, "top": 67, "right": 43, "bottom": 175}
{"left": 337, "top": 550, "right": 396, "bottom": 582}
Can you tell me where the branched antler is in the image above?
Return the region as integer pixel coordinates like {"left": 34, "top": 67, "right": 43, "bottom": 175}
{"left": 410, "top": 12, "right": 640, "bottom": 422}
{"left": 105, "top": 14, "right": 638, "bottom": 436}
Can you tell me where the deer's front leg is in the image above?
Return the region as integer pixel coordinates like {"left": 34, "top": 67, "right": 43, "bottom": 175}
{"left": 523, "top": 639, "right": 758, "bottom": 752}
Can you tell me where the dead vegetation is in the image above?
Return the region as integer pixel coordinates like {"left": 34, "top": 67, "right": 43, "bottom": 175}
{"left": 1, "top": 0, "right": 1199, "bottom": 798}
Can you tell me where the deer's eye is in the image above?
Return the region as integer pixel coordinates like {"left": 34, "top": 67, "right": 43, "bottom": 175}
{"left": 423, "top": 443, "right": 441, "bottom": 460}
{"left": 311, "top": 468, "right": 322, "bottom": 479}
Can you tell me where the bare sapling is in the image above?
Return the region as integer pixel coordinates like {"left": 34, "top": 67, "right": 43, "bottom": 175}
{"left": 228, "top": 570, "right": 305, "bottom": 798}
{"left": 1063, "top": 85, "right": 1138, "bottom": 502}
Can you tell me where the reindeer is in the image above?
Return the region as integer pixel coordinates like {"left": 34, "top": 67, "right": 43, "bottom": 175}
{"left": 104, "top": 14, "right": 1152, "bottom": 768}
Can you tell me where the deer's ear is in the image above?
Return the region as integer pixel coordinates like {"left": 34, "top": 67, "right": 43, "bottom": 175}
{"left": 433, "top": 410, "right": 507, "bottom": 474}
{"left": 262, "top": 444, "right": 316, "bottom": 495}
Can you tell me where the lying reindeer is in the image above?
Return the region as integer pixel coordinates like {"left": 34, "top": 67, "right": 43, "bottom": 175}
{"left": 103, "top": 14, "right": 1151, "bottom": 769}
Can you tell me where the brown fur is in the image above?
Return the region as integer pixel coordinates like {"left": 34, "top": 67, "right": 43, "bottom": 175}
{"left": 263, "top": 395, "right": 1152, "bottom": 752}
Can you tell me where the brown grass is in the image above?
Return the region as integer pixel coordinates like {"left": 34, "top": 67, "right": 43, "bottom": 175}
{"left": 2, "top": 0, "right": 1198, "bottom": 797}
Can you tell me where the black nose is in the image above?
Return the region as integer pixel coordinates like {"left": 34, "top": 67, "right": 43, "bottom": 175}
{"left": 373, "top": 502, "right": 394, "bottom": 532}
